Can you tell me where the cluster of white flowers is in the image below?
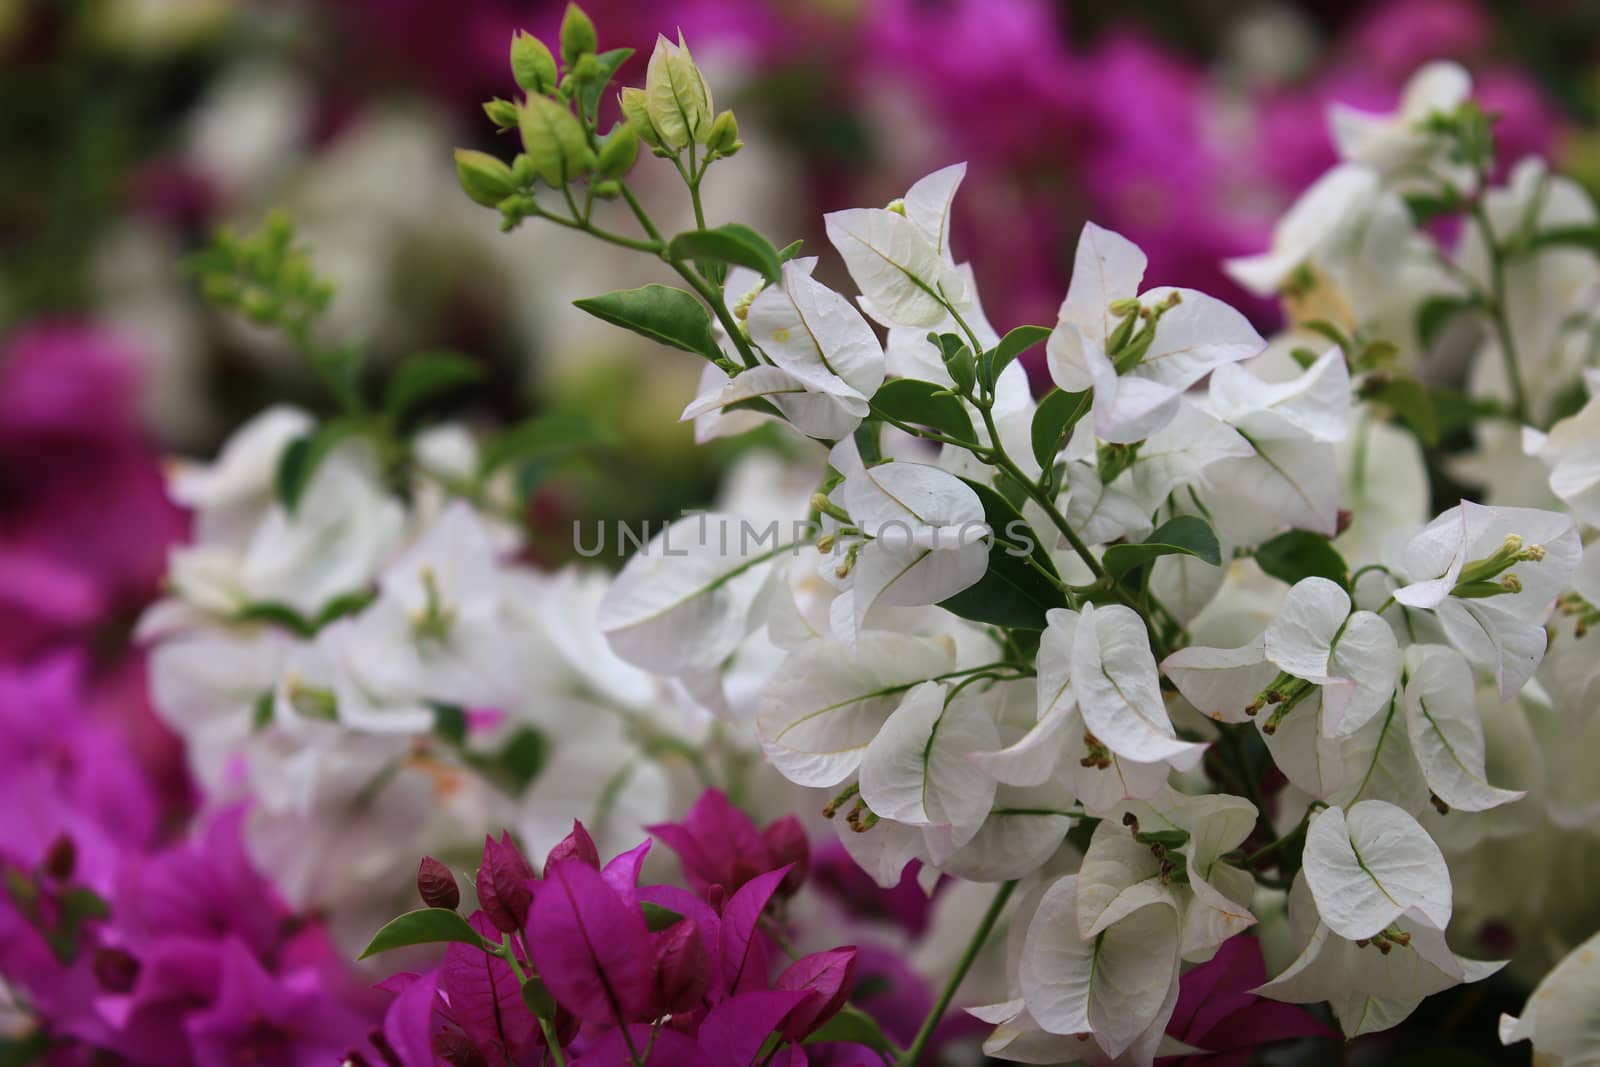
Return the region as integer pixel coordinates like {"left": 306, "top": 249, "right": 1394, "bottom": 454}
{"left": 139, "top": 410, "right": 748, "bottom": 945}
{"left": 147, "top": 33, "right": 1600, "bottom": 1063}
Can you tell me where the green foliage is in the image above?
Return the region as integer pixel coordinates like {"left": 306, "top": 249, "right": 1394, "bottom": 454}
{"left": 928, "top": 332, "right": 975, "bottom": 395}
{"left": 1102, "top": 516, "right": 1222, "bottom": 579}
{"left": 1255, "top": 530, "right": 1350, "bottom": 589}
{"left": 519, "top": 96, "right": 595, "bottom": 187}
{"left": 871, "top": 379, "right": 977, "bottom": 443}
{"left": 358, "top": 908, "right": 489, "bottom": 959}
{"left": 938, "top": 479, "right": 1067, "bottom": 630}
{"left": 274, "top": 418, "right": 363, "bottom": 512}
{"left": 667, "top": 224, "right": 784, "bottom": 285}
{"left": 573, "top": 284, "right": 723, "bottom": 361}
{"left": 1363, "top": 375, "right": 1439, "bottom": 446}
{"left": 803, "top": 1005, "right": 901, "bottom": 1057}
{"left": 983, "top": 324, "right": 1051, "bottom": 388}
{"left": 385, "top": 352, "right": 487, "bottom": 422}
{"left": 1031, "top": 388, "right": 1091, "bottom": 473}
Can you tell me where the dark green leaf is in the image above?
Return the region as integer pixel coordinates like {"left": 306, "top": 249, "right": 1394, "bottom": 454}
{"left": 384, "top": 352, "right": 485, "bottom": 420}
{"left": 1031, "top": 388, "right": 1091, "bottom": 471}
{"left": 231, "top": 601, "right": 315, "bottom": 637}
{"left": 667, "top": 224, "right": 783, "bottom": 285}
{"left": 641, "top": 902, "right": 685, "bottom": 931}
{"left": 433, "top": 704, "right": 467, "bottom": 746}
{"left": 1416, "top": 295, "right": 1478, "bottom": 350}
{"left": 871, "top": 379, "right": 976, "bottom": 443}
{"left": 358, "top": 908, "right": 488, "bottom": 959}
{"left": 521, "top": 976, "right": 558, "bottom": 1019}
{"left": 984, "top": 323, "right": 1051, "bottom": 386}
{"left": 1402, "top": 190, "right": 1464, "bottom": 226}
{"left": 1527, "top": 224, "right": 1600, "bottom": 255}
{"left": 480, "top": 413, "right": 609, "bottom": 476}
{"left": 803, "top": 1005, "right": 900, "bottom": 1057}
{"left": 1102, "top": 516, "right": 1222, "bottom": 578}
{"left": 938, "top": 479, "right": 1067, "bottom": 630}
{"left": 1255, "top": 530, "right": 1349, "bottom": 589}
{"left": 1431, "top": 386, "right": 1506, "bottom": 438}
{"left": 853, "top": 420, "right": 884, "bottom": 466}
{"left": 274, "top": 419, "right": 361, "bottom": 513}
{"left": 927, "top": 332, "right": 975, "bottom": 395}
{"left": 572, "top": 284, "right": 721, "bottom": 361}
{"left": 493, "top": 727, "right": 547, "bottom": 793}
{"left": 1300, "top": 319, "right": 1352, "bottom": 353}
{"left": 1368, "top": 376, "right": 1439, "bottom": 446}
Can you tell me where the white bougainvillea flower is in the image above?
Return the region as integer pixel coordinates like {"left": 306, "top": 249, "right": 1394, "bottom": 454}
{"left": 347, "top": 501, "right": 519, "bottom": 709}
{"left": 825, "top": 197, "right": 964, "bottom": 330}
{"left": 1073, "top": 603, "right": 1208, "bottom": 767}
{"left": 827, "top": 449, "right": 990, "bottom": 644}
{"left": 167, "top": 404, "right": 314, "bottom": 544}
{"left": 1526, "top": 391, "right": 1600, "bottom": 528}
{"left": 1401, "top": 644, "right": 1526, "bottom": 813}
{"left": 598, "top": 511, "right": 773, "bottom": 676}
{"left": 746, "top": 259, "right": 885, "bottom": 412}
{"left": 940, "top": 778, "right": 1078, "bottom": 883}
{"left": 1164, "top": 577, "right": 1398, "bottom": 740}
{"left": 1389, "top": 500, "right": 1579, "bottom": 697}
{"left": 1499, "top": 929, "right": 1600, "bottom": 1065}
{"left": 858, "top": 680, "right": 1000, "bottom": 865}
{"left": 182, "top": 442, "right": 405, "bottom": 617}
{"left": 681, "top": 363, "right": 860, "bottom": 442}
{"left": 755, "top": 631, "right": 956, "bottom": 787}
{"left": 148, "top": 630, "right": 290, "bottom": 795}
{"left": 1328, "top": 61, "right": 1475, "bottom": 191}
{"left": 969, "top": 611, "right": 1077, "bottom": 788}
{"left": 1223, "top": 164, "right": 1388, "bottom": 297}
{"left": 1047, "top": 223, "right": 1263, "bottom": 443}
{"left": 1302, "top": 800, "right": 1452, "bottom": 939}
{"left": 274, "top": 620, "right": 436, "bottom": 736}
{"left": 1200, "top": 347, "right": 1351, "bottom": 543}
{"left": 1259, "top": 873, "right": 1504, "bottom": 1037}
{"left": 1018, "top": 873, "right": 1182, "bottom": 1060}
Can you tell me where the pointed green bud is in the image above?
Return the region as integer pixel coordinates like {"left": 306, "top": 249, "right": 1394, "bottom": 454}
{"left": 454, "top": 149, "right": 518, "bottom": 207}
{"left": 511, "top": 153, "right": 535, "bottom": 187}
{"left": 592, "top": 179, "right": 621, "bottom": 199}
{"left": 1108, "top": 297, "right": 1141, "bottom": 317}
{"left": 885, "top": 198, "right": 907, "bottom": 216}
{"left": 510, "top": 31, "right": 558, "bottom": 94}
{"left": 596, "top": 121, "right": 640, "bottom": 177}
{"left": 706, "top": 109, "right": 740, "bottom": 156}
{"left": 645, "top": 31, "right": 713, "bottom": 149}
{"left": 483, "top": 97, "right": 520, "bottom": 131}
{"left": 559, "top": 3, "right": 597, "bottom": 68}
{"left": 619, "top": 87, "right": 661, "bottom": 147}
{"left": 518, "top": 96, "right": 595, "bottom": 187}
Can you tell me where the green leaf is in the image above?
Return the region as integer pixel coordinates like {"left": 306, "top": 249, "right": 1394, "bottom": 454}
{"left": 274, "top": 419, "right": 361, "bottom": 513}
{"left": 984, "top": 323, "right": 1051, "bottom": 386}
{"left": 1255, "top": 530, "right": 1350, "bottom": 589}
{"left": 472, "top": 726, "right": 548, "bottom": 793}
{"left": 927, "top": 332, "right": 975, "bottom": 395}
{"left": 518, "top": 95, "right": 594, "bottom": 186}
{"left": 1102, "top": 516, "right": 1222, "bottom": 579}
{"left": 358, "top": 908, "right": 487, "bottom": 959}
{"left": 1431, "top": 386, "right": 1505, "bottom": 439}
{"left": 1416, "top": 295, "right": 1478, "bottom": 350}
{"left": 573, "top": 284, "right": 721, "bottom": 361}
{"left": 480, "top": 413, "right": 609, "bottom": 476}
{"left": 1402, "top": 190, "right": 1464, "bottom": 226}
{"left": 1300, "top": 319, "right": 1352, "bottom": 353}
{"left": 384, "top": 352, "right": 485, "bottom": 421}
{"left": 1367, "top": 376, "right": 1439, "bottom": 446}
{"left": 803, "top": 1005, "right": 901, "bottom": 1057}
{"left": 1527, "top": 224, "right": 1600, "bottom": 254}
{"left": 577, "top": 47, "right": 635, "bottom": 120}
{"left": 871, "top": 379, "right": 976, "bottom": 444}
{"left": 938, "top": 479, "right": 1067, "bottom": 629}
{"left": 667, "top": 224, "right": 783, "bottom": 285}
{"left": 44, "top": 887, "right": 111, "bottom": 963}
{"left": 231, "top": 601, "right": 316, "bottom": 637}
{"left": 521, "top": 976, "right": 558, "bottom": 1020}
{"left": 777, "top": 239, "right": 805, "bottom": 261}
{"left": 1031, "top": 388, "right": 1091, "bottom": 471}
{"left": 641, "top": 901, "right": 685, "bottom": 932}
{"left": 433, "top": 704, "right": 467, "bottom": 746}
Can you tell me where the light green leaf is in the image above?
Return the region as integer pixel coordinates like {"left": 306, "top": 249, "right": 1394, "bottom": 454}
{"left": 384, "top": 352, "right": 485, "bottom": 421}
{"left": 573, "top": 284, "right": 721, "bottom": 361}
{"left": 358, "top": 908, "right": 488, "bottom": 959}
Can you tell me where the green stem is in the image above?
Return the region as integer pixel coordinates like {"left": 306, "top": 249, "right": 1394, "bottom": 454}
{"left": 897, "top": 879, "right": 1017, "bottom": 1067}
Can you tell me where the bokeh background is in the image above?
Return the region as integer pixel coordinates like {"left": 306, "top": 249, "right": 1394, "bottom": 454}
{"left": 3, "top": 1, "right": 1600, "bottom": 1062}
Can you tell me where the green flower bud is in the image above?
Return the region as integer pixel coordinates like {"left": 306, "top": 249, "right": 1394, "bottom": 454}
{"left": 511, "top": 153, "right": 536, "bottom": 187}
{"left": 596, "top": 122, "right": 640, "bottom": 177}
{"left": 619, "top": 87, "right": 661, "bottom": 146}
{"left": 518, "top": 96, "right": 595, "bottom": 187}
{"left": 645, "top": 31, "right": 713, "bottom": 149}
{"left": 510, "top": 31, "right": 558, "bottom": 95}
{"left": 705, "top": 109, "right": 741, "bottom": 156}
{"left": 454, "top": 149, "right": 519, "bottom": 207}
{"left": 482, "top": 97, "right": 519, "bottom": 131}
{"left": 592, "top": 179, "right": 622, "bottom": 199}
{"left": 559, "top": 2, "right": 597, "bottom": 68}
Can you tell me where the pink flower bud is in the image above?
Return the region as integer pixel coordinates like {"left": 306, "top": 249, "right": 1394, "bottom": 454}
{"left": 760, "top": 816, "right": 810, "bottom": 898}
{"left": 544, "top": 821, "right": 600, "bottom": 877}
{"left": 650, "top": 918, "right": 708, "bottom": 1016}
{"left": 478, "top": 832, "right": 536, "bottom": 933}
{"left": 42, "top": 834, "right": 76, "bottom": 883}
{"left": 92, "top": 946, "right": 141, "bottom": 993}
{"left": 775, "top": 947, "right": 857, "bottom": 1040}
{"left": 417, "top": 856, "right": 460, "bottom": 911}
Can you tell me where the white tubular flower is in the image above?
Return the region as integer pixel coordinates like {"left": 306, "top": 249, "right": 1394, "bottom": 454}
{"left": 1390, "top": 501, "right": 1580, "bottom": 697}
{"left": 1259, "top": 873, "right": 1504, "bottom": 1037}
{"left": 1328, "top": 60, "right": 1476, "bottom": 192}
{"left": 1499, "top": 929, "right": 1600, "bottom": 1065}
{"left": 1047, "top": 222, "right": 1263, "bottom": 444}
{"left": 825, "top": 449, "right": 990, "bottom": 644}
